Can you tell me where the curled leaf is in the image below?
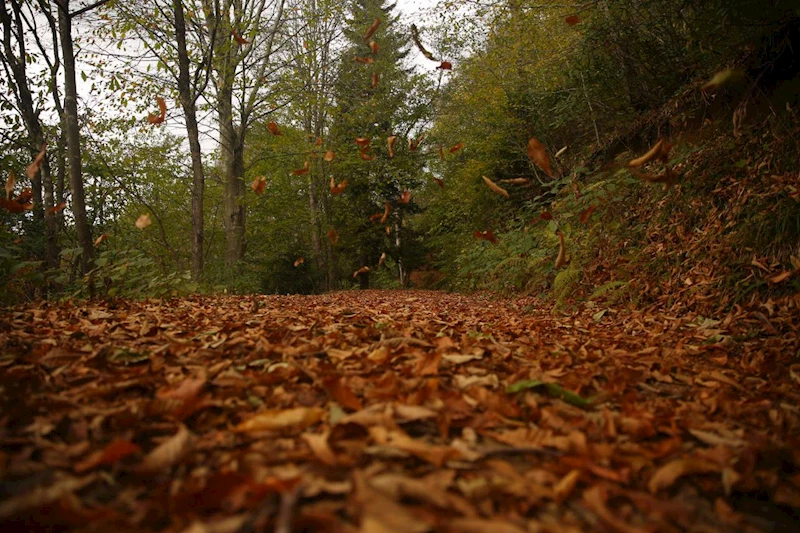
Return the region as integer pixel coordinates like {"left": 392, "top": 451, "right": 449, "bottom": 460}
{"left": 5, "top": 172, "right": 15, "bottom": 199}
{"left": 364, "top": 17, "right": 381, "bottom": 41}
{"left": 411, "top": 24, "right": 437, "bottom": 61}
{"left": 399, "top": 190, "right": 411, "bottom": 204}
{"left": 294, "top": 257, "right": 305, "bottom": 267}
{"left": 330, "top": 177, "right": 347, "bottom": 195}
{"left": 135, "top": 214, "right": 152, "bottom": 229}
{"left": 354, "top": 56, "right": 374, "bottom": 64}
{"left": 449, "top": 142, "right": 464, "bottom": 153}
{"left": 628, "top": 138, "right": 672, "bottom": 167}
{"left": 555, "top": 145, "right": 568, "bottom": 158}
{"left": 324, "top": 150, "right": 335, "bottom": 162}
{"left": 372, "top": 72, "right": 380, "bottom": 88}
{"left": 378, "top": 252, "right": 386, "bottom": 267}
{"left": 47, "top": 202, "right": 67, "bottom": 215}
{"left": 353, "top": 266, "right": 370, "bottom": 278}
{"left": 147, "top": 97, "right": 166, "bottom": 125}
{"left": 482, "top": 176, "right": 509, "bottom": 198}
{"left": 500, "top": 178, "right": 530, "bottom": 185}
{"left": 267, "top": 121, "right": 282, "bottom": 136}
{"left": 26, "top": 145, "right": 48, "bottom": 180}
{"left": 701, "top": 68, "right": 746, "bottom": 93}
{"left": 94, "top": 234, "right": 109, "bottom": 247}
{"left": 234, "top": 407, "right": 323, "bottom": 433}
{"left": 136, "top": 425, "right": 191, "bottom": 474}
{"left": 327, "top": 228, "right": 339, "bottom": 245}
{"left": 251, "top": 176, "right": 267, "bottom": 194}
{"left": 369, "top": 40, "right": 379, "bottom": 54}
{"left": 232, "top": 29, "right": 250, "bottom": 45}
{"left": 580, "top": 204, "right": 597, "bottom": 224}
{"left": 436, "top": 61, "right": 452, "bottom": 70}
{"left": 291, "top": 161, "right": 310, "bottom": 176}
{"left": 527, "top": 137, "right": 553, "bottom": 177}
{"left": 648, "top": 458, "right": 719, "bottom": 493}
{"left": 387, "top": 135, "right": 396, "bottom": 158}
{"left": 380, "top": 202, "right": 391, "bottom": 224}
{"left": 554, "top": 231, "right": 568, "bottom": 269}
{"left": 355, "top": 137, "right": 371, "bottom": 148}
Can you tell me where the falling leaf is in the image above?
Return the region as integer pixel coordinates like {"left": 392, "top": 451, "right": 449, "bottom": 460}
{"left": 482, "top": 176, "right": 510, "bottom": 198}
{"left": 437, "top": 61, "right": 452, "bottom": 70}
{"left": 330, "top": 177, "right": 348, "bottom": 195}
{"left": 135, "top": 214, "right": 152, "bottom": 229}
{"left": 701, "top": 68, "right": 746, "bottom": 92}
{"left": 231, "top": 29, "right": 250, "bottom": 45}
{"left": 5, "top": 172, "right": 15, "bottom": 199}
{"left": 369, "top": 40, "right": 379, "bottom": 54}
{"left": 554, "top": 231, "right": 568, "bottom": 268}
{"left": 433, "top": 177, "right": 444, "bottom": 188}
{"left": 378, "top": 252, "right": 386, "bottom": 267}
{"left": 380, "top": 202, "right": 391, "bottom": 224}
{"left": 355, "top": 137, "right": 371, "bottom": 148}
{"left": 267, "top": 121, "right": 282, "bottom": 135}
{"left": 251, "top": 176, "right": 267, "bottom": 194}
{"left": 327, "top": 228, "right": 339, "bottom": 245}
{"left": 135, "top": 425, "right": 191, "bottom": 474}
{"left": 234, "top": 407, "right": 324, "bottom": 433}
{"left": 314, "top": 137, "right": 323, "bottom": 146}
{"left": 94, "top": 234, "right": 109, "bottom": 246}
{"left": 387, "top": 135, "right": 396, "bottom": 158}
{"left": 648, "top": 457, "right": 719, "bottom": 493}
{"left": 439, "top": 145, "right": 445, "bottom": 160}
{"left": 364, "top": 17, "right": 381, "bottom": 41}
{"left": 369, "top": 213, "right": 383, "bottom": 222}
{"left": 323, "top": 150, "right": 335, "bottom": 162}
{"left": 399, "top": 190, "right": 411, "bottom": 204}
{"left": 47, "top": 202, "right": 67, "bottom": 215}
{"left": 449, "top": 142, "right": 464, "bottom": 153}
{"left": 565, "top": 15, "right": 581, "bottom": 26}
{"left": 147, "top": 97, "right": 166, "bottom": 125}
{"left": 354, "top": 56, "right": 374, "bottom": 64}
{"left": 629, "top": 166, "right": 679, "bottom": 188}
{"left": 580, "top": 205, "right": 597, "bottom": 224}
{"left": 293, "top": 257, "right": 304, "bottom": 267}
{"left": 26, "top": 144, "right": 48, "bottom": 180}
{"left": 302, "top": 432, "right": 338, "bottom": 466}
{"left": 527, "top": 137, "right": 553, "bottom": 177}
{"left": 474, "top": 230, "right": 498, "bottom": 244}
{"left": 628, "top": 138, "right": 672, "bottom": 167}
{"left": 291, "top": 161, "right": 310, "bottom": 176}
{"left": 409, "top": 134, "right": 424, "bottom": 152}
{"left": 583, "top": 485, "right": 645, "bottom": 533}
{"left": 385, "top": 226, "right": 391, "bottom": 235}
{"left": 372, "top": 72, "right": 380, "bottom": 88}
{"left": 353, "top": 266, "right": 370, "bottom": 279}
{"left": 555, "top": 145, "right": 568, "bottom": 157}
{"left": 499, "top": 178, "right": 530, "bottom": 185}
{"left": 411, "top": 24, "right": 438, "bottom": 61}
{"left": 359, "top": 150, "right": 375, "bottom": 161}
{"left": 74, "top": 439, "right": 141, "bottom": 473}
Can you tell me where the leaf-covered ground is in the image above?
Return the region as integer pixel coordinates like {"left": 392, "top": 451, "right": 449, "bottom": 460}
{"left": 1, "top": 290, "right": 799, "bottom": 532}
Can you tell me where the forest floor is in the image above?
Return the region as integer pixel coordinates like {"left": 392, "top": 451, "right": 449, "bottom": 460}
{"left": 0, "top": 290, "right": 799, "bottom": 532}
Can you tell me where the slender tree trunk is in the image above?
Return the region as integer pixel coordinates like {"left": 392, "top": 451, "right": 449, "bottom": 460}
{"left": 58, "top": 3, "right": 93, "bottom": 274}
{"left": 173, "top": 0, "right": 205, "bottom": 281}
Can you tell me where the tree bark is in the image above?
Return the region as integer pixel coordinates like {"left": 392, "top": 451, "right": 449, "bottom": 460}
{"left": 173, "top": 0, "right": 205, "bottom": 281}
{"left": 58, "top": 2, "right": 93, "bottom": 274}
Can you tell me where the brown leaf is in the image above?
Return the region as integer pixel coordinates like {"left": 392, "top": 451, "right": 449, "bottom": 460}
{"left": 323, "top": 150, "right": 335, "bottom": 162}
{"left": 47, "top": 202, "right": 67, "bottom": 215}
{"left": 399, "top": 190, "right": 411, "bottom": 204}
{"left": 648, "top": 457, "right": 719, "bottom": 493}
{"left": 474, "top": 230, "right": 498, "bottom": 244}
{"left": 136, "top": 425, "right": 191, "bottom": 474}
{"left": 378, "top": 252, "right": 386, "bottom": 267}
{"left": 321, "top": 376, "right": 363, "bottom": 411}
{"left": 449, "top": 142, "right": 464, "bottom": 153}
{"left": 583, "top": 485, "right": 647, "bottom": 533}
{"left": 231, "top": 29, "right": 250, "bottom": 45}
{"left": 147, "top": 97, "right": 166, "bottom": 125}
{"left": 768, "top": 269, "right": 798, "bottom": 284}
{"left": 433, "top": 176, "right": 444, "bottom": 188}
{"left": 555, "top": 231, "right": 568, "bottom": 268}
{"left": 94, "top": 234, "right": 109, "bottom": 246}
{"left": 527, "top": 137, "right": 553, "bottom": 177}
{"left": 302, "top": 432, "right": 338, "bottom": 466}
{"left": 330, "top": 177, "right": 348, "bottom": 195}
{"left": 580, "top": 204, "right": 597, "bottom": 224}
{"left": 499, "top": 177, "right": 530, "bottom": 185}
{"left": 553, "top": 469, "right": 581, "bottom": 503}
{"left": 74, "top": 439, "right": 141, "bottom": 473}
{"left": 628, "top": 138, "right": 672, "bottom": 167}
{"left": 437, "top": 61, "right": 452, "bottom": 70}
{"left": 291, "top": 161, "right": 310, "bottom": 176}
{"left": 482, "top": 176, "right": 509, "bottom": 198}
{"left": 372, "top": 72, "right": 380, "bottom": 88}
{"left": 565, "top": 15, "right": 581, "bottom": 26}
{"left": 369, "top": 40, "right": 379, "bottom": 55}
{"left": 135, "top": 214, "right": 152, "bottom": 229}
{"left": 5, "top": 171, "right": 15, "bottom": 199}
{"left": 158, "top": 375, "right": 206, "bottom": 402}
{"left": 387, "top": 135, "right": 396, "bottom": 158}
{"left": 364, "top": 17, "right": 381, "bottom": 41}
{"left": 409, "top": 134, "right": 424, "bottom": 152}
{"left": 327, "top": 228, "right": 339, "bottom": 245}
{"left": 359, "top": 150, "right": 375, "bottom": 161}
{"left": 355, "top": 137, "right": 371, "bottom": 148}
{"left": 380, "top": 201, "right": 391, "bottom": 224}
{"left": 411, "top": 23, "right": 438, "bottom": 61}
{"left": 353, "top": 470, "right": 429, "bottom": 533}
{"left": 352, "top": 266, "right": 370, "bottom": 279}
{"left": 267, "top": 121, "right": 282, "bottom": 135}
{"left": 294, "top": 256, "right": 305, "bottom": 267}
{"left": 354, "top": 56, "right": 374, "bottom": 64}
{"left": 234, "top": 407, "right": 324, "bottom": 433}
{"left": 251, "top": 176, "right": 266, "bottom": 194}
{"left": 26, "top": 144, "right": 48, "bottom": 179}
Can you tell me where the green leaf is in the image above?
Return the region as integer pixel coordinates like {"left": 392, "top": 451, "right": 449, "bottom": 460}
{"left": 506, "top": 379, "right": 594, "bottom": 408}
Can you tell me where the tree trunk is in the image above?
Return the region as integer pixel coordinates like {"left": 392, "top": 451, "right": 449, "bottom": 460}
{"left": 58, "top": 3, "right": 93, "bottom": 274}
{"left": 173, "top": 0, "right": 205, "bottom": 281}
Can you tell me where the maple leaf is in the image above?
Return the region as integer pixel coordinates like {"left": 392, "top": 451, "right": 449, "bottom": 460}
{"left": 26, "top": 144, "right": 48, "bottom": 179}
{"left": 527, "top": 137, "right": 553, "bottom": 177}
{"left": 364, "top": 17, "right": 381, "bottom": 41}
{"left": 147, "top": 97, "right": 166, "bottom": 125}
{"left": 482, "top": 176, "right": 510, "bottom": 198}
{"left": 135, "top": 214, "right": 152, "bottom": 229}
{"left": 267, "top": 121, "right": 282, "bottom": 135}
{"left": 231, "top": 29, "right": 250, "bottom": 45}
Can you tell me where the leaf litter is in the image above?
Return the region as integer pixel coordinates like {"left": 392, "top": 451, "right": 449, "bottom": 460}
{"left": 0, "top": 290, "right": 798, "bottom": 531}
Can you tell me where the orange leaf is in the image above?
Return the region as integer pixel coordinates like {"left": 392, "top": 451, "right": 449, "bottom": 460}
{"left": 267, "top": 121, "right": 282, "bottom": 135}
{"left": 433, "top": 177, "right": 444, "bottom": 188}
{"left": 251, "top": 176, "right": 266, "bottom": 194}
{"left": 136, "top": 424, "right": 191, "bottom": 474}
{"left": 482, "top": 176, "right": 509, "bottom": 198}
{"left": 648, "top": 457, "right": 719, "bottom": 493}
{"left": 527, "top": 137, "right": 553, "bottom": 177}
{"left": 158, "top": 375, "right": 206, "bottom": 402}
{"left": 234, "top": 408, "right": 323, "bottom": 433}
{"left": 231, "top": 29, "right": 250, "bottom": 45}
{"left": 380, "top": 201, "right": 391, "bottom": 224}
{"left": 294, "top": 256, "right": 305, "bottom": 267}
{"left": 355, "top": 137, "right": 371, "bottom": 148}
{"left": 436, "top": 61, "right": 452, "bottom": 70}
{"left": 449, "top": 142, "right": 464, "bottom": 153}
{"left": 327, "top": 228, "right": 339, "bottom": 244}
{"left": 409, "top": 134, "right": 424, "bottom": 152}
{"left": 314, "top": 137, "right": 323, "bottom": 146}
{"left": 438, "top": 145, "right": 445, "bottom": 160}
{"left": 500, "top": 177, "right": 530, "bottom": 185}
{"left": 565, "top": 15, "right": 580, "bottom": 26}
{"left": 369, "top": 213, "right": 383, "bottom": 222}
{"left": 369, "top": 40, "right": 379, "bottom": 54}
{"left": 74, "top": 439, "right": 141, "bottom": 473}
{"left": 354, "top": 56, "right": 374, "bottom": 64}
{"left": 768, "top": 269, "right": 799, "bottom": 284}
{"left": 629, "top": 138, "right": 673, "bottom": 167}
{"left": 555, "top": 231, "right": 567, "bottom": 268}
{"left": 372, "top": 72, "right": 380, "bottom": 88}
{"left": 580, "top": 204, "right": 597, "bottom": 224}
{"left": 359, "top": 150, "right": 375, "bottom": 161}
{"left": 399, "top": 190, "right": 411, "bottom": 204}
{"left": 378, "top": 252, "right": 386, "bottom": 267}
{"left": 330, "top": 177, "right": 347, "bottom": 195}
{"left": 364, "top": 17, "right": 381, "bottom": 41}
{"left": 94, "top": 234, "right": 109, "bottom": 246}
{"left": 47, "top": 202, "right": 67, "bottom": 215}
{"left": 324, "top": 150, "right": 335, "bottom": 162}
{"left": 291, "top": 161, "right": 310, "bottom": 176}
{"left": 352, "top": 266, "right": 370, "bottom": 279}
{"left": 385, "top": 226, "right": 391, "bottom": 235}
{"left": 4, "top": 171, "right": 15, "bottom": 199}
{"left": 387, "top": 135, "right": 396, "bottom": 158}
{"left": 147, "top": 97, "right": 166, "bottom": 125}
{"left": 135, "top": 214, "right": 152, "bottom": 229}
{"left": 26, "top": 143, "right": 48, "bottom": 179}
{"left": 474, "top": 230, "right": 498, "bottom": 244}
{"left": 0, "top": 198, "right": 29, "bottom": 213}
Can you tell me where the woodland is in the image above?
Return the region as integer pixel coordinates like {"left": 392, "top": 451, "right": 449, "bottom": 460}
{"left": 1, "top": 0, "right": 800, "bottom": 531}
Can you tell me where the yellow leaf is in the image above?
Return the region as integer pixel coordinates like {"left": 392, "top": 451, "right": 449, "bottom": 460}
{"left": 234, "top": 407, "right": 324, "bottom": 433}
{"left": 135, "top": 214, "right": 152, "bottom": 229}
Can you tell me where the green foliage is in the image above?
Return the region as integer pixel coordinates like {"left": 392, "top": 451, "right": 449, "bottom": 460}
{"left": 81, "top": 248, "right": 196, "bottom": 299}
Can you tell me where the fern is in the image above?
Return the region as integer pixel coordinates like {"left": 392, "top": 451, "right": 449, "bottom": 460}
{"left": 552, "top": 264, "right": 581, "bottom": 310}
{"left": 589, "top": 280, "right": 629, "bottom": 301}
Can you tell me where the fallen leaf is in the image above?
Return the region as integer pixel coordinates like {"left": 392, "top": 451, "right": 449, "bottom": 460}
{"left": 372, "top": 72, "right": 380, "bottom": 88}
{"left": 136, "top": 425, "right": 191, "bottom": 474}
{"left": 321, "top": 377, "right": 363, "bottom": 411}
{"left": 555, "top": 231, "right": 568, "bottom": 268}
{"left": 648, "top": 457, "right": 719, "bottom": 493}
{"left": 482, "top": 176, "right": 509, "bottom": 198}
{"left": 499, "top": 178, "right": 530, "bottom": 185}
{"left": 527, "top": 137, "right": 553, "bottom": 177}
{"left": 147, "top": 97, "right": 166, "bottom": 125}
{"left": 74, "top": 439, "right": 141, "bottom": 473}
{"left": 554, "top": 469, "right": 581, "bottom": 503}
{"left": 234, "top": 407, "right": 324, "bottom": 433}
{"left": 302, "top": 432, "right": 338, "bottom": 466}
{"left": 135, "top": 214, "right": 152, "bottom": 229}
{"left": 583, "top": 485, "right": 646, "bottom": 533}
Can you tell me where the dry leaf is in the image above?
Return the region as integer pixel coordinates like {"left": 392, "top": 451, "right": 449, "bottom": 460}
{"left": 474, "top": 230, "right": 498, "bottom": 244}
{"left": 768, "top": 269, "right": 798, "bottom": 284}
{"left": 364, "top": 17, "right": 381, "bottom": 41}
{"left": 323, "top": 150, "right": 335, "bottom": 162}
{"left": 294, "top": 257, "right": 305, "bottom": 267}
{"left": 330, "top": 177, "right": 347, "bottom": 195}
{"left": 5, "top": 172, "right": 15, "bottom": 199}
{"left": 147, "top": 97, "right": 166, "bottom": 125}
{"left": 267, "top": 121, "right": 282, "bottom": 135}
{"left": 359, "top": 150, "right": 375, "bottom": 161}
{"left": 354, "top": 56, "right": 374, "bottom": 64}
{"left": 380, "top": 202, "right": 391, "bottom": 224}
{"left": 321, "top": 376, "right": 363, "bottom": 411}
{"left": 482, "top": 176, "right": 509, "bottom": 198}
{"left": 583, "top": 485, "right": 646, "bottom": 533}
{"left": 47, "top": 202, "right": 67, "bottom": 215}
{"left": 231, "top": 29, "right": 250, "bottom": 45}
{"left": 355, "top": 137, "right": 370, "bottom": 148}
{"left": 372, "top": 72, "right": 380, "bottom": 88}
{"left": 353, "top": 266, "right": 370, "bottom": 279}
{"left": 553, "top": 469, "right": 581, "bottom": 503}
{"left": 387, "top": 135, "right": 396, "bottom": 158}
{"left": 135, "top": 214, "right": 152, "bottom": 229}
{"left": 399, "top": 190, "right": 411, "bottom": 204}
{"left": 136, "top": 425, "right": 191, "bottom": 474}
{"left": 449, "top": 142, "right": 464, "bottom": 153}
{"left": 540, "top": 211, "right": 553, "bottom": 220}
{"left": 327, "top": 228, "right": 339, "bottom": 245}
{"left": 648, "top": 457, "right": 719, "bottom": 493}
{"left": 409, "top": 134, "right": 424, "bottom": 152}
{"left": 628, "top": 138, "right": 672, "bottom": 167}
{"left": 527, "top": 137, "right": 553, "bottom": 177}
{"left": 437, "top": 61, "right": 452, "bottom": 70}
{"left": 94, "top": 234, "right": 109, "bottom": 246}
{"left": 555, "top": 231, "right": 568, "bottom": 268}
{"left": 565, "top": 15, "right": 581, "bottom": 26}
{"left": 433, "top": 177, "right": 444, "bottom": 188}
{"left": 291, "top": 161, "right": 310, "bottom": 176}
{"left": 580, "top": 204, "right": 597, "bottom": 224}
{"left": 251, "top": 176, "right": 266, "bottom": 194}
{"left": 378, "top": 252, "right": 386, "bottom": 267}
{"left": 499, "top": 178, "right": 530, "bottom": 185}
{"left": 302, "top": 432, "right": 338, "bottom": 466}
{"left": 410, "top": 23, "right": 437, "bottom": 61}
{"left": 74, "top": 439, "right": 141, "bottom": 473}
{"left": 234, "top": 407, "right": 323, "bottom": 433}
{"left": 701, "top": 68, "right": 746, "bottom": 92}
{"left": 26, "top": 144, "right": 48, "bottom": 179}
{"left": 369, "top": 40, "right": 379, "bottom": 55}
{"left": 385, "top": 226, "right": 391, "bottom": 235}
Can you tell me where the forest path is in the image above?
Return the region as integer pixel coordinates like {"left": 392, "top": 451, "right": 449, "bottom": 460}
{"left": 0, "top": 290, "right": 798, "bottom": 532}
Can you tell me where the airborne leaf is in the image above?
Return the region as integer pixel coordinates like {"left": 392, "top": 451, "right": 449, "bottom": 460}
{"left": 364, "top": 17, "right": 381, "bottom": 41}
{"left": 411, "top": 24, "right": 437, "bottom": 61}
{"left": 330, "top": 177, "right": 347, "bottom": 195}
{"left": 565, "top": 15, "right": 581, "bottom": 26}
{"left": 482, "top": 176, "right": 510, "bottom": 198}
{"left": 293, "top": 257, "right": 305, "bottom": 267}
{"left": 580, "top": 205, "right": 597, "bottom": 224}
{"left": 147, "top": 97, "right": 166, "bottom": 125}
{"left": 26, "top": 144, "right": 48, "bottom": 179}
{"left": 135, "top": 214, "right": 152, "bottom": 229}
{"left": 399, "top": 190, "right": 411, "bottom": 204}
{"left": 372, "top": 72, "right": 380, "bottom": 88}
{"left": 353, "top": 266, "right": 370, "bottom": 278}
{"left": 378, "top": 252, "right": 386, "bottom": 267}
{"left": 355, "top": 137, "right": 371, "bottom": 148}
{"left": 436, "top": 61, "right": 452, "bottom": 70}
{"left": 701, "top": 68, "right": 746, "bottom": 93}
{"left": 387, "top": 135, "right": 396, "bottom": 158}
{"left": 449, "top": 142, "right": 464, "bottom": 153}
{"left": 251, "top": 176, "right": 267, "bottom": 195}
{"left": 555, "top": 231, "right": 568, "bottom": 268}
{"left": 4, "top": 172, "right": 15, "bottom": 199}
{"left": 267, "top": 121, "right": 282, "bottom": 135}
{"left": 291, "top": 161, "right": 310, "bottom": 176}
{"left": 47, "top": 202, "right": 67, "bottom": 215}
{"left": 354, "top": 56, "right": 374, "bottom": 64}
{"left": 380, "top": 201, "right": 391, "bottom": 224}
{"left": 231, "top": 29, "right": 250, "bottom": 45}
{"left": 327, "top": 228, "right": 339, "bottom": 245}
{"left": 527, "top": 137, "right": 553, "bottom": 177}
{"left": 500, "top": 178, "right": 530, "bottom": 185}
{"left": 324, "top": 150, "right": 335, "bottom": 162}
{"left": 94, "top": 234, "right": 109, "bottom": 246}
{"left": 369, "top": 40, "right": 379, "bottom": 54}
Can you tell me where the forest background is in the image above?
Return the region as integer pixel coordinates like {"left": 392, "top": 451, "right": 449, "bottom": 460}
{"left": 2, "top": 0, "right": 799, "bottom": 312}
